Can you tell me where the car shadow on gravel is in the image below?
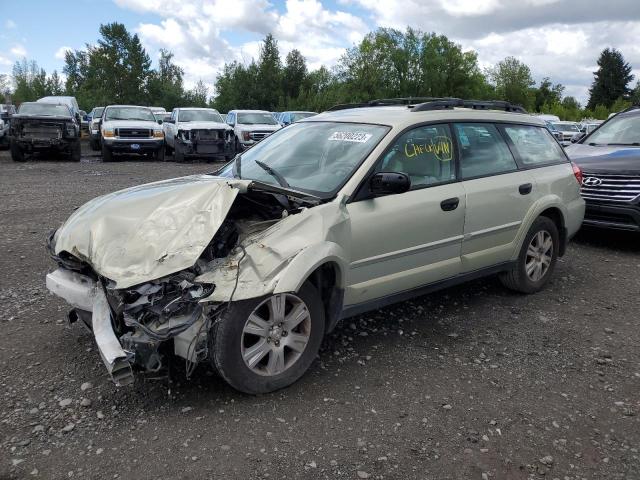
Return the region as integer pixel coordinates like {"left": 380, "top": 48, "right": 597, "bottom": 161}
{"left": 572, "top": 227, "right": 639, "bottom": 253}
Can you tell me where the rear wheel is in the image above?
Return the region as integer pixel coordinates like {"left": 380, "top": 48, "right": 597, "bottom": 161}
{"left": 10, "top": 139, "right": 25, "bottom": 162}
{"left": 69, "top": 140, "right": 81, "bottom": 162}
{"left": 212, "top": 282, "right": 325, "bottom": 394}
{"left": 101, "top": 144, "right": 113, "bottom": 163}
{"left": 89, "top": 138, "right": 100, "bottom": 151}
{"left": 499, "top": 216, "right": 559, "bottom": 294}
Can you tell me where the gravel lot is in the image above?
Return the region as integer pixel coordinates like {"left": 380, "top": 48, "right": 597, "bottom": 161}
{"left": 1, "top": 141, "right": 639, "bottom": 480}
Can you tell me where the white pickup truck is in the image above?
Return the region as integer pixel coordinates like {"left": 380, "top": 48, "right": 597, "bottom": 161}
{"left": 226, "top": 110, "right": 282, "bottom": 151}
{"left": 163, "top": 108, "right": 235, "bottom": 162}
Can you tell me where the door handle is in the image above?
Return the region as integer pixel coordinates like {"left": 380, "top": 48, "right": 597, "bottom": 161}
{"left": 440, "top": 197, "right": 459, "bottom": 211}
{"left": 519, "top": 183, "right": 533, "bottom": 195}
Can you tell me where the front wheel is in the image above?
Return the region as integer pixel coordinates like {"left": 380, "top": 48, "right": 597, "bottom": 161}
{"left": 69, "top": 140, "right": 81, "bottom": 162}
{"left": 154, "top": 146, "right": 165, "bottom": 161}
{"left": 499, "top": 216, "right": 559, "bottom": 294}
{"left": 101, "top": 144, "right": 113, "bottom": 162}
{"left": 174, "top": 143, "right": 184, "bottom": 163}
{"left": 211, "top": 282, "right": 325, "bottom": 394}
{"left": 10, "top": 139, "right": 25, "bottom": 162}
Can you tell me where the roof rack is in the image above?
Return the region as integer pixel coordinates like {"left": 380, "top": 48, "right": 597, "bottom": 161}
{"left": 412, "top": 98, "right": 527, "bottom": 114}
{"left": 326, "top": 97, "right": 450, "bottom": 112}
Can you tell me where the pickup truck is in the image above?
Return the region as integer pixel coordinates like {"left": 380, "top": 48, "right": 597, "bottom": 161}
{"left": 163, "top": 108, "right": 234, "bottom": 162}
{"left": 226, "top": 110, "right": 282, "bottom": 151}
{"left": 100, "top": 105, "right": 164, "bottom": 162}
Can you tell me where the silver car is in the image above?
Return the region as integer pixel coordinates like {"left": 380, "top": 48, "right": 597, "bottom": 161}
{"left": 46, "top": 99, "right": 585, "bottom": 393}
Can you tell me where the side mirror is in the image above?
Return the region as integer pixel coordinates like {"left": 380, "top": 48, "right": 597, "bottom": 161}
{"left": 157, "top": 119, "right": 163, "bottom": 125}
{"left": 75, "top": 113, "right": 81, "bottom": 123}
{"left": 571, "top": 132, "right": 585, "bottom": 143}
{"left": 370, "top": 172, "right": 411, "bottom": 196}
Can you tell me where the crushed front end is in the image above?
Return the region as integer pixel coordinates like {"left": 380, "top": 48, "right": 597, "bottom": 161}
{"left": 10, "top": 116, "right": 79, "bottom": 153}
{"left": 176, "top": 127, "right": 234, "bottom": 159}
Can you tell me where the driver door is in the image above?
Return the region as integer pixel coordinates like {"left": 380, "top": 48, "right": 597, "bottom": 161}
{"left": 345, "top": 124, "right": 466, "bottom": 306}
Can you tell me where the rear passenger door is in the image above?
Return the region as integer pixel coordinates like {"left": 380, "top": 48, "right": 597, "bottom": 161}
{"left": 453, "top": 123, "right": 539, "bottom": 272}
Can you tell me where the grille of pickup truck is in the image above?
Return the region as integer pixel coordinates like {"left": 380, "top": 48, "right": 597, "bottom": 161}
{"left": 193, "top": 129, "right": 221, "bottom": 141}
{"left": 250, "top": 131, "right": 272, "bottom": 141}
{"left": 581, "top": 172, "right": 640, "bottom": 203}
{"left": 116, "top": 128, "right": 152, "bottom": 139}
{"left": 23, "top": 124, "right": 62, "bottom": 140}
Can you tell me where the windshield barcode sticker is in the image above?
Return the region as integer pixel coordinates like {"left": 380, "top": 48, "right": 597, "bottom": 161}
{"left": 328, "top": 131, "right": 373, "bottom": 143}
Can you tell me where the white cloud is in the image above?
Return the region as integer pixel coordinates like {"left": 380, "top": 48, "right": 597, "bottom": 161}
{"left": 9, "top": 45, "right": 27, "bottom": 58}
{"left": 116, "top": 0, "right": 368, "bottom": 90}
{"left": 5, "top": 19, "right": 17, "bottom": 29}
{"left": 54, "top": 46, "right": 73, "bottom": 60}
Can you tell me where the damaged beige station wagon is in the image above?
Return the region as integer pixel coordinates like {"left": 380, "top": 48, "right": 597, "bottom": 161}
{"left": 46, "top": 99, "right": 585, "bottom": 394}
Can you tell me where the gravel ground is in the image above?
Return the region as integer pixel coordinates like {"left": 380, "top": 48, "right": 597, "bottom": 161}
{"left": 1, "top": 141, "right": 639, "bottom": 480}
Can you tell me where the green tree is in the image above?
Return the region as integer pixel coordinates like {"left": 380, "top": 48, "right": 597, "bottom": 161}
{"left": 256, "top": 34, "right": 283, "bottom": 110}
{"left": 534, "top": 77, "right": 564, "bottom": 112}
{"left": 587, "top": 48, "right": 633, "bottom": 109}
{"left": 488, "top": 56, "right": 535, "bottom": 109}
{"left": 146, "top": 49, "right": 185, "bottom": 109}
{"left": 183, "top": 80, "right": 209, "bottom": 107}
{"left": 282, "top": 49, "right": 307, "bottom": 102}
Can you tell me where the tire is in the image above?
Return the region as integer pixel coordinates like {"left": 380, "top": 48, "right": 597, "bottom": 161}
{"left": 101, "top": 144, "right": 113, "bottom": 163}
{"left": 89, "top": 139, "right": 99, "bottom": 151}
{"left": 164, "top": 142, "right": 173, "bottom": 156}
{"left": 10, "top": 139, "right": 25, "bottom": 162}
{"left": 235, "top": 137, "right": 241, "bottom": 154}
{"left": 174, "top": 143, "right": 184, "bottom": 163}
{"left": 212, "top": 282, "right": 325, "bottom": 394}
{"left": 499, "top": 216, "right": 559, "bottom": 294}
{"left": 154, "top": 147, "right": 165, "bottom": 162}
{"left": 69, "top": 140, "right": 81, "bottom": 162}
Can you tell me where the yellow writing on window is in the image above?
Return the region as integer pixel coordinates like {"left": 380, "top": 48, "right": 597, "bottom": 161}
{"left": 404, "top": 136, "right": 453, "bottom": 162}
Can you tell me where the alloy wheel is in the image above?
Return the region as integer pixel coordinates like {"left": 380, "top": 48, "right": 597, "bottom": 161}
{"left": 525, "top": 230, "right": 553, "bottom": 282}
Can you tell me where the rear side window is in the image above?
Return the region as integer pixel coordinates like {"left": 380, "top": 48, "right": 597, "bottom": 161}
{"left": 377, "top": 124, "right": 455, "bottom": 189}
{"left": 503, "top": 125, "right": 566, "bottom": 166}
{"left": 454, "top": 123, "right": 517, "bottom": 179}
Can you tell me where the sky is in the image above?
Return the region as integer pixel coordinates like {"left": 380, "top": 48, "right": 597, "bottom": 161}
{"left": 3, "top": 0, "right": 640, "bottom": 104}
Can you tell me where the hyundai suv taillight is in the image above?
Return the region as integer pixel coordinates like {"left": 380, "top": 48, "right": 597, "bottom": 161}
{"left": 572, "top": 162, "right": 583, "bottom": 185}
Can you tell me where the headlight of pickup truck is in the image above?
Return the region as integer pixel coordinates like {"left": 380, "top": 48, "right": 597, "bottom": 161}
{"left": 153, "top": 129, "right": 164, "bottom": 138}
{"left": 66, "top": 123, "right": 77, "bottom": 136}
{"left": 103, "top": 128, "right": 115, "bottom": 138}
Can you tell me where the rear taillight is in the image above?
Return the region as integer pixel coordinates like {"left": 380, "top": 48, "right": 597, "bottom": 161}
{"left": 572, "top": 162, "right": 583, "bottom": 185}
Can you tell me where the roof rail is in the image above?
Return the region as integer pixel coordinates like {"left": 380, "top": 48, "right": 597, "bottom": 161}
{"left": 326, "top": 97, "right": 453, "bottom": 112}
{"left": 412, "top": 98, "right": 527, "bottom": 114}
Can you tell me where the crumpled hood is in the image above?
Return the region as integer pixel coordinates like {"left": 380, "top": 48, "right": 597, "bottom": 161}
{"left": 566, "top": 143, "right": 640, "bottom": 175}
{"left": 54, "top": 175, "right": 247, "bottom": 289}
{"left": 176, "top": 121, "right": 231, "bottom": 131}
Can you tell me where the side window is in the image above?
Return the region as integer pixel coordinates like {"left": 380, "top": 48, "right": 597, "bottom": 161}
{"left": 170, "top": 109, "right": 177, "bottom": 121}
{"left": 227, "top": 113, "right": 235, "bottom": 125}
{"left": 377, "top": 124, "right": 455, "bottom": 189}
{"left": 454, "top": 123, "right": 517, "bottom": 179}
{"left": 502, "top": 125, "right": 566, "bottom": 166}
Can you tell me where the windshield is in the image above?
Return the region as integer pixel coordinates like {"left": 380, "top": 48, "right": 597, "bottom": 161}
{"left": 291, "top": 112, "right": 316, "bottom": 122}
{"left": 217, "top": 122, "right": 389, "bottom": 196}
{"left": 553, "top": 123, "right": 580, "bottom": 132}
{"left": 18, "top": 103, "right": 71, "bottom": 116}
{"left": 237, "top": 112, "right": 278, "bottom": 125}
{"left": 178, "top": 110, "right": 224, "bottom": 123}
{"left": 91, "top": 107, "right": 104, "bottom": 117}
{"left": 586, "top": 113, "right": 640, "bottom": 145}
{"left": 104, "top": 106, "right": 156, "bottom": 122}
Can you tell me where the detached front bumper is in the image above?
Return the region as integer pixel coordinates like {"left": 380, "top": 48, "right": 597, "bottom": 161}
{"left": 46, "top": 268, "right": 134, "bottom": 386}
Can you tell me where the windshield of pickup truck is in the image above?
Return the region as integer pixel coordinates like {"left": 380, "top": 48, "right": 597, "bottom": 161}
{"left": 179, "top": 110, "right": 224, "bottom": 123}
{"left": 553, "top": 122, "right": 580, "bottom": 132}
{"left": 585, "top": 113, "right": 640, "bottom": 146}
{"left": 237, "top": 112, "right": 279, "bottom": 125}
{"left": 104, "top": 106, "right": 156, "bottom": 122}
{"left": 18, "top": 103, "right": 71, "bottom": 116}
{"left": 217, "top": 121, "right": 389, "bottom": 197}
{"left": 91, "top": 107, "right": 104, "bottom": 118}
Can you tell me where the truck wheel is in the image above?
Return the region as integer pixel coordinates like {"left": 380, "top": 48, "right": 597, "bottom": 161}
{"left": 101, "top": 144, "right": 113, "bottom": 163}
{"left": 10, "top": 139, "right": 25, "bottom": 162}
{"left": 154, "top": 147, "right": 165, "bottom": 162}
{"left": 164, "top": 142, "right": 173, "bottom": 156}
{"left": 69, "top": 140, "right": 81, "bottom": 162}
{"left": 212, "top": 282, "right": 325, "bottom": 394}
{"left": 174, "top": 144, "right": 184, "bottom": 163}
{"left": 499, "top": 216, "right": 559, "bottom": 294}
{"left": 89, "top": 139, "right": 99, "bottom": 151}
